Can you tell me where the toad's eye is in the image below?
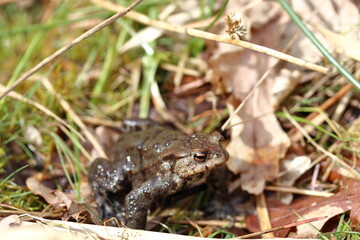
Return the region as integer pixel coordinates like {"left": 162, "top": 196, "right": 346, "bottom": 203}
{"left": 193, "top": 151, "right": 207, "bottom": 162}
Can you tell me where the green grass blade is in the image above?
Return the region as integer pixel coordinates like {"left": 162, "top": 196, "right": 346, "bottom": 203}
{"left": 50, "top": 132, "right": 82, "bottom": 199}
{"left": 140, "top": 55, "right": 159, "bottom": 118}
{"left": 75, "top": 47, "right": 98, "bottom": 87}
{"left": 0, "top": 164, "right": 29, "bottom": 187}
{"left": 92, "top": 34, "right": 116, "bottom": 98}
{"left": 277, "top": 111, "right": 343, "bottom": 141}
{"left": 290, "top": 115, "right": 341, "bottom": 140}
{"left": 205, "top": 0, "right": 230, "bottom": 31}
{"left": 6, "top": 33, "right": 45, "bottom": 87}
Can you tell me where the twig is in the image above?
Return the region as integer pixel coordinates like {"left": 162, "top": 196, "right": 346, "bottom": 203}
{"left": 127, "top": 60, "right": 141, "bottom": 118}
{"left": 310, "top": 163, "right": 320, "bottom": 191}
{"left": 0, "top": 0, "right": 143, "bottom": 100}
{"left": 319, "top": 90, "right": 353, "bottom": 145}
{"left": 290, "top": 110, "right": 341, "bottom": 142}
{"left": 91, "top": 0, "right": 329, "bottom": 74}
{"left": 305, "top": 82, "right": 354, "bottom": 121}
{"left": 184, "top": 217, "right": 204, "bottom": 238}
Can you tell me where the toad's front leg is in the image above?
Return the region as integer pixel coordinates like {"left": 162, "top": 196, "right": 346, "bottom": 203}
{"left": 125, "top": 174, "right": 185, "bottom": 229}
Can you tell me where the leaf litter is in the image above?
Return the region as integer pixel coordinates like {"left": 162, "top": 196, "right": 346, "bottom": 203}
{"left": 0, "top": 0, "right": 360, "bottom": 239}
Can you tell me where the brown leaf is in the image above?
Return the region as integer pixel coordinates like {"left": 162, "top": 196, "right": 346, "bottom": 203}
{"left": 275, "top": 156, "right": 312, "bottom": 204}
{"left": 52, "top": 188, "right": 98, "bottom": 223}
{"left": 280, "top": 0, "right": 360, "bottom": 63}
{"left": 54, "top": 190, "right": 72, "bottom": 209}
{"left": 26, "top": 176, "right": 100, "bottom": 224}
{"left": 26, "top": 176, "right": 63, "bottom": 206}
{"left": 315, "top": 25, "right": 360, "bottom": 62}
{"left": 207, "top": 1, "right": 290, "bottom": 194}
{"left": 207, "top": 0, "right": 359, "bottom": 195}
{"left": 62, "top": 201, "right": 98, "bottom": 224}
{"left": 247, "top": 179, "right": 360, "bottom": 237}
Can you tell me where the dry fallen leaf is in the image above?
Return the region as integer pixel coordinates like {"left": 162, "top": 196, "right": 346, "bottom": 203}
{"left": 278, "top": 156, "right": 312, "bottom": 187}
{"left": 280, "top": 0, "right": 360, "bottom": 64}
{"left": 54, "top": 190, "right": 73, "bottom": 209}
{"left": 271, "top": 69, "right": 300, "bottom": 109}
{"left": 315, "top": 24, "right": 360, "bottom": 62}
{"left": 246, "top": 179, "right": 360, "bottom": 238}
{"left": 26, "top": 176, "right": 64, "bottom": 206}
{"left": 26, "top": 176, "right": 99, "bottom": 224}
{"left": 275, "top": 155, "right": 312, "bottom": 204}
{"left": 207, "top": 0, "right": 290, "bottom": 194}
{"left": 0, "top": 215, "right": 22, "bottom": 231}
{"left": 206, "top": 0, "right": 360, "bottom": 195}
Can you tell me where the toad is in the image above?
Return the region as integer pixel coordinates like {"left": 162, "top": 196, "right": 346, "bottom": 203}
{"left": 88, "top": 119, "right": 232, "bottom": 229}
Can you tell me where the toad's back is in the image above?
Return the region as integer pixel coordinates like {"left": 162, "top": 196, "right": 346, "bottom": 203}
{"left": 107, "top": 125, "right": 189, "bottom": 182}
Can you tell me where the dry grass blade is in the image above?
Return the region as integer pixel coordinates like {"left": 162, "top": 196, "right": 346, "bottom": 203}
{"left": 80, "top": 116, "right": 122, "bottom": 129}
{"left": 232, "top": 216, "right": 328, "bottom": 239}
{"left": 91, "top": 0, "right": 328, "bottom": 74}
{"left": 0, "top": 0, "right": 143, "bottom": 100}
{"left": 160, "top": 63, "right": 201, "bottom": 77}
{"left": 0, "top": 83, "right": 84, "bottom": 141}
{"left": 283, "top": 107, "right": 360, "bottom": 179}
{"left": 171, "top": 219, "right": 245, "bottom": 228}
{"left": 255, "top": 193, "right": 274, "bottom": 238}
{"left": 150, "top": 81, "right": 191, "bottom": 134}
{"left": 41, "top": 78, "right": 107, "bottom": 160}
{"left": 265, "top": 185, "right": 334, "bottom": 197}
{"left": 221, "top": 67, "right": 269, "bottom": 131}
{"left": 289, "top": 81, "right": 355, "bottom": 138}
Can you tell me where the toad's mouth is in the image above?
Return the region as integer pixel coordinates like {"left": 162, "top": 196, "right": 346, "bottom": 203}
{"left": 189, "top": 162, "right": 225, "bottom": 175}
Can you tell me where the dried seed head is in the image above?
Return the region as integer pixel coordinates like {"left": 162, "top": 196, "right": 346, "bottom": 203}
{"left": 225, "top": 12, "right": 247, "bottom": 40}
